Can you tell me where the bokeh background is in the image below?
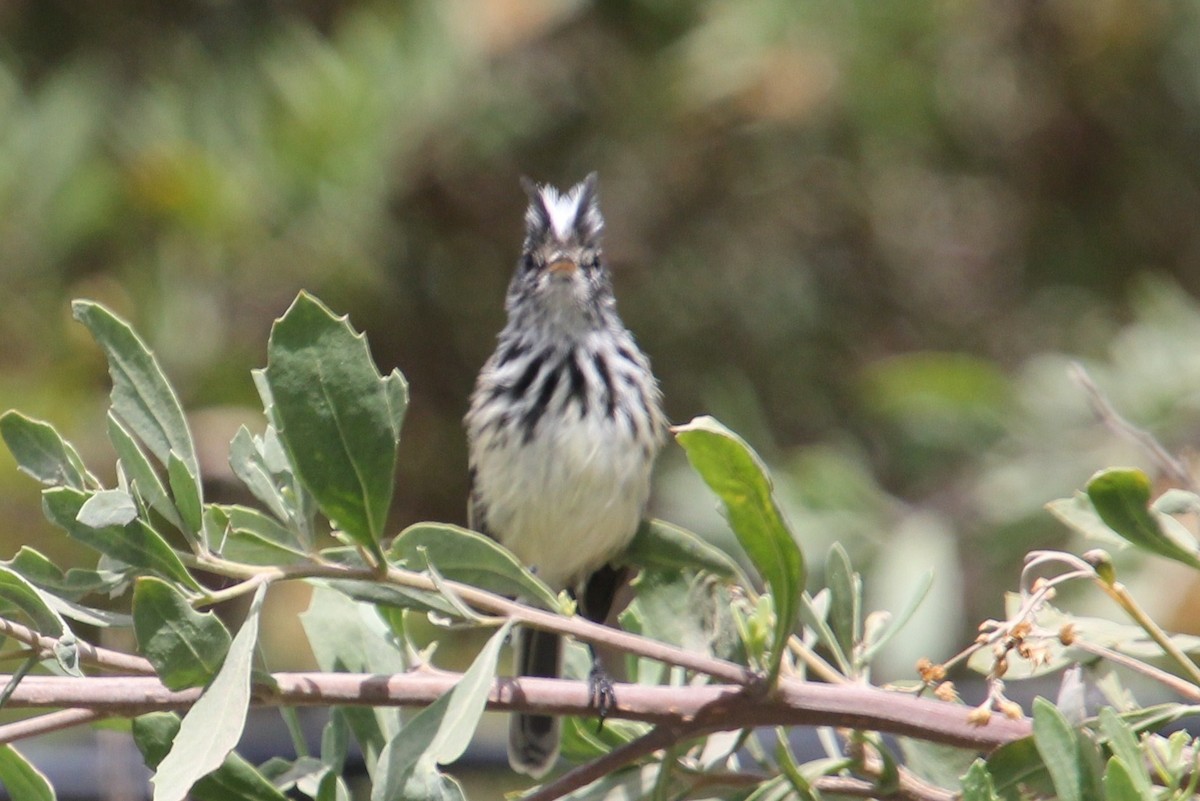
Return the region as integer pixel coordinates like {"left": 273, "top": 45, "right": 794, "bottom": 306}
{"left": 5, "top": 0, "right": 1200, "bottom": 793}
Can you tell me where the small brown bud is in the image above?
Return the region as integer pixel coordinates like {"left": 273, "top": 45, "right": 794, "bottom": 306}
{"left": 1059, "top": 623, "right": 1076, "bottom": 645}
{"left": 967, "top": 707, "right": 992, "bottom": 726}
{"left": 999, "top": 700, "right": 1024, "bottom": 720}
{"left": 935, "top": 682, "right": 959, "bottom": 703}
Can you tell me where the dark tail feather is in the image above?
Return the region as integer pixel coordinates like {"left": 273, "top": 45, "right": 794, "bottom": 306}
{"left": 509, "top": 627, "right": 563, "bottom": 778}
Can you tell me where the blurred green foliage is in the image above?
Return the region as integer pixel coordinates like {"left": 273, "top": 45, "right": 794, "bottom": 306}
{"left": 4, "top": 0, "right": 1200, "bottom": 672}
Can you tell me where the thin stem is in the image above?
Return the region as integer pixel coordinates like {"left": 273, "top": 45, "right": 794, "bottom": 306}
{"left": 1069, "top": 639, "right": 1200, "bottom": 702}
{"left": 787, "top": 637, "right": 847, "bottom": 684}
{"left": 1070, "top": 363, "right": 1196, "bottom": 492}
{"left": 1095, "top": 579, "right": 1200, "bottom": 688}
{"left": 195, "top": 570, "right": 278, "bottom": 608}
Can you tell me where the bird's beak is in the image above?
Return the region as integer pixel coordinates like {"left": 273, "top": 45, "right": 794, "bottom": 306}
{"left": 547, "top": 259, "right": 578, "bottom": 276}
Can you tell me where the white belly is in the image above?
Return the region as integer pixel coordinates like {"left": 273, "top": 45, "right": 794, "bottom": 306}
{"left": 471, "top": 411, "right": 651, "bottom": 591}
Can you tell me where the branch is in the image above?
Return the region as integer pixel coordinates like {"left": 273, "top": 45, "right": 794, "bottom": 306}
{"left": 196, "top": 555, "right": 759, "bottom": 686}
{"left": 0, "top": 708, "right": 107, "bottom": 744}
{"left": 0, "top": 671, "right": 1030, "bottom": 750}
{"left": 0, "top": 616, "right": 155, "bottom": 675}
{"left": 1070, "top": 362, "right": 1196, "bottom": 491}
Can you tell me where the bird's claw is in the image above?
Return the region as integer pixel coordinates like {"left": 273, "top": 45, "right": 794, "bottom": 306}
{"left": 587, "top": 665, "right": 616, "bottom": 733}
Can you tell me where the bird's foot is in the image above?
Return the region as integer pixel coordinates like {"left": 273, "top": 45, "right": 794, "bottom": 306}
{"left": 587, "top": 665, "right": 616, "bottom": 733}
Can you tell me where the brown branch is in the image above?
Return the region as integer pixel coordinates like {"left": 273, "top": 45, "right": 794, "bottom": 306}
{"left": 0, "top": 671, "right": 1030, "bottom": 750}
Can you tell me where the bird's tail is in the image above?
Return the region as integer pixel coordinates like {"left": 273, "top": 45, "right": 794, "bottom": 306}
{"left": 509, "top": 626, "right": 563, "bottom": 778}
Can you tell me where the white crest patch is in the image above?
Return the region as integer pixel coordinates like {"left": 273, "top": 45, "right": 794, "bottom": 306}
{"left": 541, "top": 184, "right": 587, "bottom": 240}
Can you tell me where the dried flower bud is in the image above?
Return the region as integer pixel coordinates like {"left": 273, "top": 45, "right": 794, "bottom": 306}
{"left": 967, "top": 707, "right": 992, "bottom": 726}
{"left": 1059, "top": 623, "right": 1076, "bottom": 645}
{"left": 935, "top": 682, "right": 959, "bottom": 703}
{"left": 916, "top": 658, "right": 946, "bottom": 683}
{"left": 999, "top": 700, "right": 1024, "bottom": 720}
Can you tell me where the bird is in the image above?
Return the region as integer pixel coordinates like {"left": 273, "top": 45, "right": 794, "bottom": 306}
{"left": 464, "top": 173, "right": 666, "bottom": 778}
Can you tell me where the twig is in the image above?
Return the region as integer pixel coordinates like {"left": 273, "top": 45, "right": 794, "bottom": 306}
{"left": 1070, "top": 362, "right": 1195, "bottom": 491}
{"left": 0, "top": 708, "right": 107, "bottom": 745}
{"left": 193, "top": 554, "right": 759, "bottom": 686}
{"left": 1069, "top": 639, "right": 1200, "bottom": 702}
{"left": 523, "top": 724, "right": 688, "bottom": 801}
{"left": 0, "top": 617, "right": 155, "bottom": 675}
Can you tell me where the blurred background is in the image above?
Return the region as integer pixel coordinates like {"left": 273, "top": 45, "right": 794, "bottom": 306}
{"left": 4, "top": 0, "right": 1200, "bottom": 794}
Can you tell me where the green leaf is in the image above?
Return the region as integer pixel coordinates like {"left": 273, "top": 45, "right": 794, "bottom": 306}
{"left": 1098, "top": 707, "right": 1153, "bottom": 799}
{"left": 825, "top": 543, "right": 861, "bottom": 668}
{"left": 673, "top": 416, "right": 804, "bottom": 686}
{"left": 0, "top": 565, "right": 70, "bottom": 638}
{"left": 228, "top": 426, "right": 292, "bottom": 525}
{"left": 300, "top": 586, "right": 406, "bottom": 775}
{"left": 2, "top": 546, "right": 129, "bottom": 602}
{"left": 133, "top": 577, "right": 232, "bottom": 690}
{"left": 1046, "top": 493, "right": 1126, "bottom": 547}
{"left": 898, "top": 738, "right": 979, "bottom": 791}
{"left": 627, "top": 570, "right": 730, "bottom": 658}
{"left": 1032, "top": 697, "right": 1085, "bottom": 801}
{"left": 960, "top": 759, "right": 1001, "bottom": 801}
{"left": 862, "top": 569, "right": 934, "bottom": 661}
{"left": 372, "top": 621, "right": 512, "bottom": 801}
{"left": 987, "top": 736, "right": 1053, "bottom": 800}
{"left": 556, "top": 765, "right": 661, "bottom": 800}
{"left": 264, "top": 292, "right": 398, "bottom": 559}
{"left": 1103, "top": 756, "right": 1149, "bottom": 801}
{"left": 151, "top": 583, "right": 266, "bottom": 801}
{"left": 167, "top": 450, "right": 203, "bottom": 542}
{"left": 108, "top": 412, "right": 184, "bottom": 531}
{"left": 1086, "top": 468, "right": 1200, "bottom": 569}
{"left": 133, "top": 712, "right": 289, "bottom": 801}
{"left": 0, "top": 744, "right": 55, "bottom": 801}
{"left": 321, "top": 708, "right": 350, "bottom": 774}
{"left": 388, "top": 523, "right": 558, "bottom": 611}
{"left": 0, "top": 411, "right": 91, "bottom": 490}
{"left": 624, "top": 519, "right": 745, "bottom": 580}
{"left": 383, "top": 369, "right": 409, "bottom": 442}
{"left": 77, "top": 488, "right": 138, "bottom": 528}
{"left": 206, "top": 505, "right": 307, "bottom": 565}
{"left": 42, "top": 487, "right": 199, "bottom": 590}
{"left": 72, "top": 300, "right": 198, "bottom": 477}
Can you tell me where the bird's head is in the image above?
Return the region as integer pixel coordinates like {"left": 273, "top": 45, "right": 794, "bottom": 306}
{"left": 508, "top": 173, "right": 614, "bottom": 326}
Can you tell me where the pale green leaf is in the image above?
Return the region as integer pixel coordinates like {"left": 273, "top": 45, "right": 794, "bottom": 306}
{"left": 133, "top": 577, "right": 231, "bottom": 690}
{"left": 133, "top": 712, "right": 288, "bottom": 801}
{"left": 0, "top": 744, "right": 55, "bottom": 801}
{"left": 372, "top": 621, "right": 512, "bottom": 801}
{"left": 108, "top": 412, "right": 183, "bottom": 530}
{"left": 72, "top": 300, "right": 198, "bottom": 477}
{"left": 673, "top": 415, "right": 804, "bottom": 686}
{"left": 151, "top": 583, "right": 266, "bottom": 801}
{"left": 264, "top": 292, "right": 397, "bottom": 558}
{"left": 76, "top": 488, "right": 137, "bottom": 528}
{"left": 0, "top": 411, "right": 91, "bottom": 490}
{"left": 388, "top": 523, "right": 558, "bottom": 611}
{"left": 166, "top": 450, "right": 203, "bottom": 542}
{"left": 43, "top": 487, "right": 199, "bottom": 590}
